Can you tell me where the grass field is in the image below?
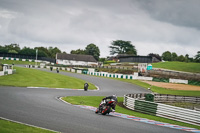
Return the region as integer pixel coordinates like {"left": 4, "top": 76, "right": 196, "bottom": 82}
{"left": 0, "top": 67, "right": 96, "bottom": 89}
{"left": 0, "top": 59, "right": 38, "bottom": 65}
{"left": 62, "top": 96, "right": 200, "bottom": 130}
{"left": 0, "top": 119, "right": 56, "bottom": 133}
{"left": 152, "top": 61, "right": 200, "bottom": 73}
{"left": 116, "top": 79, "right": 200, "bottom": 97}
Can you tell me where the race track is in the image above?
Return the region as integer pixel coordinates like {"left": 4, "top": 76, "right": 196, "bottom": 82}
{"left": 0, "top": 68, "right": 190, "bottom": 133}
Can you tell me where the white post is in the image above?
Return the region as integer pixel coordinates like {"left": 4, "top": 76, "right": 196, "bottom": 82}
{"left": 35, "top": 49, "right": 38, "bottom": 66}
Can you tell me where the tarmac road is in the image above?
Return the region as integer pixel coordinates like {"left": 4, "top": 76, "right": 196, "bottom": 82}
{"left": 0, "top": 68, "right": 189, "bottom": 133}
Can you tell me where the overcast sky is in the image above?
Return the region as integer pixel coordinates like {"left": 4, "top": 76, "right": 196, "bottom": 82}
{"left": 0, "top": 0, "right": 199, "bottom": 57}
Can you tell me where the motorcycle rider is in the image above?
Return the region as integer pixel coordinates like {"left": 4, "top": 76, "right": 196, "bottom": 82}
{"left": 96, "top": 95, "right": 118, "bottom": 113}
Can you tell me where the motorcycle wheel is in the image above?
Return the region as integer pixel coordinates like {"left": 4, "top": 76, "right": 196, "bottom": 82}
{"left": 95, "top": 108, "right": 99, "bottom": 113}
{"left": 101, "top": 106, "right": 111, "bottom": 115}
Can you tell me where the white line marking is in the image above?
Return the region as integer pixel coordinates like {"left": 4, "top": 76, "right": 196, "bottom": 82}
{"left": 0, "top": 117, "right": 59, "bottom": 133}
{"left": 27, "top": 86, "right": 100, "bottom": 91}
{"left": 57, "top": 97, "right": 72, "bottom": 105}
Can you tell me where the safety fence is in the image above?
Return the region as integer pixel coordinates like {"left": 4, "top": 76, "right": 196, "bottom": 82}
{"left": 0, "top": 57, "right": 53, "bottom": 64}
{"left": 86, "top": 71, "right": 153, "bottom": 81}
{"left": 127, "top": 93, "right": 200, "bottom": 104}
{"left": 44, "top": 66, "right": 153, "bottom": 81}
{"left": 123, "top": 94, "right": 200, "bottom": 126}
{"left": 154, "top": 94, "right": 200, "bottom": 103}
{"left": 0, "top": 54, "right": 55, "bottom": 63}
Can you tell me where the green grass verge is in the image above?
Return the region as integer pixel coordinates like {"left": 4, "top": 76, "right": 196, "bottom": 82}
{"left": 62, "top": 96, "right": 200, "bottom": 130}
{"left": 0, "top": 67, "right": 96, "bottom": 89}
{"left": 115, "top": 79, "right": 200, "bottom": 97}
{"left": 0, "top": 119, "right": 56, "bottom": 133}
{"left": 152, "top": 61, "right": 200, "bottom": 73}
{"left": 0, "top": 59, "right": 38, "bottom": 65}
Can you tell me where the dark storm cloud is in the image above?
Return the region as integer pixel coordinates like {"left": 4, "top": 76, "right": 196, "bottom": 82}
{"left": 0, "top": 0, "right": 199, "bottom": 57}
{"left": 137, "top": 0, "right": 200, "bottom": 30}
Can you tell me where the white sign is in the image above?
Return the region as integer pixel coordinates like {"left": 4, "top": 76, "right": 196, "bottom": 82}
{"left": 138, "top": 63, "right": 147, "bottom": 73}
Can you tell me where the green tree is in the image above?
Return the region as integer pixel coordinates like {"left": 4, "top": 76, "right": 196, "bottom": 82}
{"left": 0, "top": 46, "right": 9, "bottom": 53}
{"left": 99, "top": 58, "right": 106, "bottom": 63}
{"left": 185, "top": 54, "right": 189, "bottom": 62}
{"left": 171, "top": 52, "right": 178, "bottom": 61}
{"left": 48, "top": 47, "right": 61, "bottom": 58}
{"left": 4, "top": 44, "right": 21, "bottom": 53}
{"left": 19, "top": 47, "right": 48, "bottom": 57}
{"left": 85, "top": 43, "right": 100, "bottom": 61}
{"left": 109, "top": 40, "right": 137, "bottom": 55}
{"left": 195, "top": 51, "right": 200, "bottom": 62}
{"left": 177, "top": 55, "right": 185, "bottom": 62}
{"left": 8, "top": 50, "right": 18, "bottom": 54}
{"left": 70, "top": 49, "right": 85, "bottom": 54}
{"left": 162, "top": 51, "right": 172, "bottom": 61}
{"left": 19, "top": 47, "right": 35, "bottom": 56}
{"left": 34, "top": 47, "right": 49, "bottom": 57}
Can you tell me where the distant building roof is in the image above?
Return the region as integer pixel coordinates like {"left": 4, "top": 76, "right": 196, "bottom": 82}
{"left": 117, "top": 55, "right": 152, "bottom": 63}
{"left": 56, "top": 53, "right": 97, "bottom": 62}
{"left": 116, "top": 54, "right": 136, "bottom": 58}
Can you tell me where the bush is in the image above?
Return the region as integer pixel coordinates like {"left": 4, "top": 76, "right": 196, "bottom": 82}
{"left": 188, "top": 80, "right": 200, "bottom": 86}
{"left": 152, "top": 77, "right": 169, "bottom": 83}
{"left": 104, "top": 60, "right": 116, "bottom": 64}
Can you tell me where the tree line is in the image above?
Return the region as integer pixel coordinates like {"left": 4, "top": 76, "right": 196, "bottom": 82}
{"left": 70, "top": 40, "right": 137, "bottom": 61}
{"left": 161, "top": 51, "right": 200, "bottom": 63}
{"left": 0, "top": 41, "right": 199, "bottom": 63}
{"left": 0, "top": 44, "right": 62, "bottom": 58}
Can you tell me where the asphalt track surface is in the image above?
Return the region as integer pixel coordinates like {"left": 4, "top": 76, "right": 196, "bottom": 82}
{"left": 0, "top": 68, "right": 189, "bottom": 133}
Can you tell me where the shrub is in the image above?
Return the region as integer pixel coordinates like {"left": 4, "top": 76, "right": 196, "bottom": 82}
{"left": 188, "top": 80, "right": 200, "bottom": 86}
{"left": 152, "top": 77, "right": 169, "bottom": 83}
{"left": 104, "top": 60, "right": 116, "bottom": 64}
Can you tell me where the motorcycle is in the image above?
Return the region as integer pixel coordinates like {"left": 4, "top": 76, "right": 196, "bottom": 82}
{"left": 95, "top": 99, "right": 116, "bottom": 115}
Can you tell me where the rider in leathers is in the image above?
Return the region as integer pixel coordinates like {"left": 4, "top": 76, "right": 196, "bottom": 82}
{"left": 96, "top": 95, "right": 118, "bottom": 113}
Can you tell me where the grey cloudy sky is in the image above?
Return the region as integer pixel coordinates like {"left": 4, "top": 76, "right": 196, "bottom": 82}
{"left": 0, "top": 0, "right": 199, "bottom": 57}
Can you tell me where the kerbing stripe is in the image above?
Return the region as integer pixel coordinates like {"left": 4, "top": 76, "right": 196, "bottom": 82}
{"left": 70, "top": 105, "right": 200, "bottom": 133}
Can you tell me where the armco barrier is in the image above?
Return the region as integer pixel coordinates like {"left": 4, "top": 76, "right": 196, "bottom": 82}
{"left": 154, "top": 94, "right": 200, "bottom": 103}
{"left": 124, "top": 94, "right": 200, "bottom": 126}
